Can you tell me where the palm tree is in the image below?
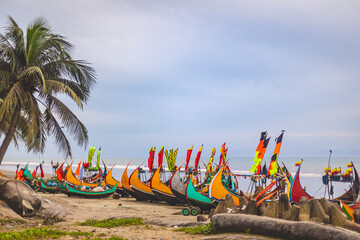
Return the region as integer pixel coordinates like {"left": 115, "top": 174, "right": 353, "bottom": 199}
{"left": 0, "top": 16, "right": 96, "bottom": 165}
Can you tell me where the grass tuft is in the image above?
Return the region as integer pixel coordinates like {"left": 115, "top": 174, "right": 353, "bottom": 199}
{"left": 174, "top": 223, "right": 213, "bottom": 235}
{"left": 0, "top": 219, "right": 27, "bottom": 224}
{"left": 0, "top": 227, "right": 92, "bottom": 240}
{"left": 78, "top": 217, "right": 144, "bottom": 228}
{"left": 86, "top": 237, "right": 128, "bottom": 240}
{"left": 88, "top": 237, "right": 128, "bottom": 240}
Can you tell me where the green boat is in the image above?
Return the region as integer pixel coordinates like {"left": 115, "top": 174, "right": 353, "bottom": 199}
{"left": 185, "top": 175, "right": 215, "bottom": 212}
{"left": 23, "top": 163, "right": 33, "bottom": 181}
{"left": 57, "top": 182, "right": 68, "bottom": 193}
{"left": 39, "top": 181, "right": 59, "bottom": 194}
{"left": 65, "top": 183, "right": 117, "bottom": 198}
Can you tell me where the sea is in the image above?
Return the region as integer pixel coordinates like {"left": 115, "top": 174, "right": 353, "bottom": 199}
{"left": 1, "top": 156, "right": 359, "bottom": 199}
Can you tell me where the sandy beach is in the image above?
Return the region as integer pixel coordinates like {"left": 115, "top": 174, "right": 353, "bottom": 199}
{"left": 0, "top": 169, "right": 277, "bottom": 240}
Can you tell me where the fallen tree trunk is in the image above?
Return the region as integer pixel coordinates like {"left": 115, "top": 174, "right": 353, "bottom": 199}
{"left": 212, "top": 213, "right": 360, "bottom": 240}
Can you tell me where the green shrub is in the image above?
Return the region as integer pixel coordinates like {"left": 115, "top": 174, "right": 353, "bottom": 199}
{"left": 0, "top": 227, "right": 92, "bottom": 240}
{"left": 174, "top": 223, "right": 213, "bottom": 235}
{"left": 78, "top": 217, "right": 144, "bottom": 228}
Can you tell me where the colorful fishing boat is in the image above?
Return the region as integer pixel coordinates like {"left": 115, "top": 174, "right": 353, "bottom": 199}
{"left": 169, "top": 166, "right": 187, "bottom": 203}
{"left": 65, "top": 183, "right": 117, "bottom": 198}
{"left": 65, "top": 164, "right": 101, "bottom": 188}
{"left": 333, "top": 162, "right": 360, "bottom": 210}
{"left": 23, "top": 163, "right": 34, "bottom": 181}
{"left": 121, "top": 164, "right": 144, "bottom": 200}
{"left": 150, "top": 167, "right": 182, "bottom": 205}
{"left": 289, "top": 160, "right": 312, "bottom": 203}
{"left": 57, "top": 182, "right": 68, "bottom": 193}
{"left": 104, "top": 165, "right": 127, "bottom": 196}
{"left": 209, "top": 166, "right": 242, "bottom": 206}
{"left": 185, "top": 175, "right": 215, "bottom": 212}
{"left": 39, "top": 181, "right": 59, "bottom": 194}
{"left": 0, "top": 170, "right": 8, "bottom": 178}
{"left": 129, "top": 167, "right": 159, "bottom": 202}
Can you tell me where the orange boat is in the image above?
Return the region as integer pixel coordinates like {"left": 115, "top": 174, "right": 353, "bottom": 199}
{"left": 121, "top": 164, "right": 144, "bottom": 200}
{"left": 0, "top": 170, "right": 8, "bottom": 178}
{"left": 105, "top": 165, "right": 128, "bottom": 196}
{"left": 209, "top": 166, "right": 241, "bottom": 206}
{"left": 129, "top": 167, "right": 159, "bottom": 202}
{"left": 150, "top": 167, "right": 182, "bottom": 205}
{"left": 65, "top": 165, "right": 101, "bottom": 188}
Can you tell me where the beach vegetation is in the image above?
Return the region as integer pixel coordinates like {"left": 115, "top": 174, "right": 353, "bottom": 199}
{"left": 0, "top": 227, "right": 92, "bottom": 240}
{"left": 0, "top": 218, "right": 27, "bottom": 224}
{"left": 174, "top": 223, "right": 213, "bottom": 235}
{"left": 88, "top": 237, "right": 128, "bottom": 240}
{"left": 0, "top": 16, "right": 96, "bottom": 164}
{"left": 78, "top": 217, "right": 144, "bottom": 228}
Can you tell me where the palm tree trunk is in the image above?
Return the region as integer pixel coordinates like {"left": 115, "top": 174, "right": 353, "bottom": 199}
{"left": 0, "top": 105, "right": 20, "bottom": 165}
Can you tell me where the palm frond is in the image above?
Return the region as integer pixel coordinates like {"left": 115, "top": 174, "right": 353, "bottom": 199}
{"left": 47, "top": 96, "right": 88, "bottom": 147}
{"left": 45, "top": 79, "right": 82, "bottom": 108}
{"left": 18, "top": 66, "right": 46, "bottom": 92}
{"left": 0, "top": 82, "right": 26, "bottom": 120}
{"left": 44, "top": 108, "right": 72, "bottom": 158}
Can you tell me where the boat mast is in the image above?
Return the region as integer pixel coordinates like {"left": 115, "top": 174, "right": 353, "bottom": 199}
{"left": 324, "top": 149, "right": 332, "bottom": 199}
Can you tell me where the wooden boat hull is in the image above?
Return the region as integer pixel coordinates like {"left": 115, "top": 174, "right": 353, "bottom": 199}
{"left": 121, "top": 164, "right": 145, "bottom": 200}
{"left": 290, "top": 165, "right": 312, "bottom": 203}
{"left": 169, "top": 167, "right": 187, "bottom": 203}
{"left": 65, "top": 183, "right": 117, "bottom": 198}
{"left": 150, "top": 167, "right": 182, "bottom": 205}
{"left": 104, "top": 165, "right": 129, "bottom": 196}
{"left": 185, "top": 175, "right": 214, "bottom": 211}
{"left": 65, "top": 165, "right": 101, "bottom": 188}
{"left": 209, "top": 167, "right": 241, "bottom": 206}
{"left": 171, "top": 188, "right": 187, "bottom": 203}
{"left": 129, "top": 167, "right": 159, "bottom": 202}
{"left": 57, "top": 182, "right": 68, "bottom": 193}
{"left": 0, "top": 170, "right": 9, "bottom": 178}
{"left": 40, "top": 181, "right": 59, "bottom": 194}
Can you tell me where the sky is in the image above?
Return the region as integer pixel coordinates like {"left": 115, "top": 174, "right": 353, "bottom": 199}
{"left": 1, "top": 0, "right": 360, "bottom": 161}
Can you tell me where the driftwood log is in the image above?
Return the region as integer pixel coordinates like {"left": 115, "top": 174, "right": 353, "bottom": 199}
{"left": 212, "top": 213, "right": 360, "bottom": 240}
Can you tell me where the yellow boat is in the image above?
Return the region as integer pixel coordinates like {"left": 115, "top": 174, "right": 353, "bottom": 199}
{"left": 121, "top": 164, "right": 144, "bottom": 200}
{"left": 129, "top": 167, "right": 159, "bottom": 202}
{"left": 150, "top": 167, "right": 182, "bottom": 205}
{"left": 209, "top": 166, "right": 241, "bottom": 206}
{"left": 65, "top": 165, "right": 101, "bottom": 188}
{"left": 105, "top": 165, "right": 128, "bottom": 196}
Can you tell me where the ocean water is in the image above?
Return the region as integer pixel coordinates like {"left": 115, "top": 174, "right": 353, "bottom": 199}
{"left": 1, "top": 156, "right": 359, "bottom": 199}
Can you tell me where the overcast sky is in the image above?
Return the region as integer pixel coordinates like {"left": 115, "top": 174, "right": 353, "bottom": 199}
{"left": 1, "top": 0, "right": 360, "bottom": 160}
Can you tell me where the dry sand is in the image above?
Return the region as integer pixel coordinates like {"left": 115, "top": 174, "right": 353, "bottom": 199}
{"left": 0, "top": 169, "right": 276, "bottom": 240}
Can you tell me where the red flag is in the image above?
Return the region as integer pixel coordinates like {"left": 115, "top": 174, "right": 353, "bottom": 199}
{"left": 64, "top": 165, "right": 69, "bottom": 178}
{"left": 185, "top": 146, "right": 193, "bottom": 171}
{"left": 15, "top": 164, "right": 19, "bottom": 177}
{"left": 56, "top": 162, "right": 64, "bottom": 181}
{"left": 83, "top": 162, "right": 89, "bottom": 169}
{"left": 158, "top": 146, "right": 164, "bottom": 169}
{"left": 40, "top": 164, "right": 44, "bottom": 178}
{"left": 148, "top": 147, "right": 155, "bottom": 172}
{"left": 32, "top": 169, "right": 36, "bottom": 178}
{"left": 75, "top": 161, "right": 81, "bottom": 176}
{"left": 194, "top": 145, "right": 203, "bottom": 172}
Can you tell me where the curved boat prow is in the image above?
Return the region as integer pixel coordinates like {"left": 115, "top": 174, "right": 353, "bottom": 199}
{"left": 290, "top": 165, "right": 312, "bottom": 203}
